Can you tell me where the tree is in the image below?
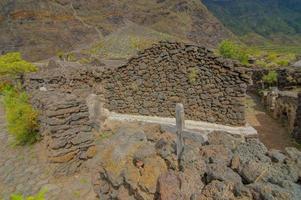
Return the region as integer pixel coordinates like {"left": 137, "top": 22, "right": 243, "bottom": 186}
{"left": 0, "top": 52, "right": 37, "bottom": 75}
{"left": 0, "top": 52, "right": 37, "bottom": 86}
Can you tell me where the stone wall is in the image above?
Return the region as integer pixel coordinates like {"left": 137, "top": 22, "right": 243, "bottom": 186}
{"left": 29, "top": 90, "right": 96, "bottom": 175}
{"left": 292, "top": 93, "right": 301, "bottom": 142}
{"left": 26, "top": 42, "right": 251, "bottom": 126}
{"left": 25, "top": 61, "right": 104, "bottom": 99}
{"left": 27, "top": 43, "right": 252, "bottom": 127}
{"left": 103, "top": 42, "right": 251, "bottom": 126}
{"left": 261, "top": 89, "right": 300, "bottom": 140}
{"left": 250, "top": 67, "right": 301, "bottom": 91}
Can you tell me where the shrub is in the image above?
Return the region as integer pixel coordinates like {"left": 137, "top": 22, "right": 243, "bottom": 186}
{"left": 188, "top": 67, "right": 198, "bottom": 84}
{"left": 255, "top": 60, "right": 268, "bottom": 68}
{"left": 218, "top": 40, "right": 249, "bottom": 64}
{"left": 262, "top": 70, "right": 278, "bottom": 86}
{"left": 2, "top": 85, "right": 39, "bottom": 145}
{"left": 66, "top": 52, "right": 76, "bottom": 62}
{"left": 79, "top": 57, "right": 91, "bottom": 64}
{"left": 10, "top": 189, "right": 46, "bottom": 200}
{"left": 276, "top": 59, "right": 290, "bottom": 67}
{"left": 56, "top": 50, "right": 64, "bottom": 60}
{"left": 0, "top": 52, "right": 37, "bottom": 77}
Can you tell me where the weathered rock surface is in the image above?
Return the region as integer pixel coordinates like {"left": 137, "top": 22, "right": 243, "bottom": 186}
{"left": 92, "top": 125, "right": 301, "bottom": 200}
{"left": 92, "top": 127, "right": 168, "bottom": 199}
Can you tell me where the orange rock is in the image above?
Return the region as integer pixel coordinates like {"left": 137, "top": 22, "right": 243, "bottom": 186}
{"left": 86, "top": 146, "right": 97, "bottom": 158}
{"left": 50, "top": 151, "right": 77, "bottom": 163}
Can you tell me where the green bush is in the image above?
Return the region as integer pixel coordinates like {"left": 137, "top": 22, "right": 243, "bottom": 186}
{"left": 218, "top": 40, "right": 249, "bottom": 64}
{"left": 56, "top": 50, "right": 64, "bottom": 60}
{"left": 10, "top": 189, "right": 46, "bottom": 200}
{"left": 66, "top": 52, "right": 76, "bottom": 62}
{"left": 188, "top": 67, "right": 198, "bottom": 85}
{"left": 262, "top": 70, "right": 278, "bottom": 86}
{"left": 2, "top": 85, "right": 38, "bottom": 145}
{"left": 0, "top": 52, "right": 37, "bottom": 76}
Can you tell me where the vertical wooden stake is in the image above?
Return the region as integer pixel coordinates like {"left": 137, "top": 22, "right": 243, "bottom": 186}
{"left": 176, "top": 103, "right": 185, "bottom": 160}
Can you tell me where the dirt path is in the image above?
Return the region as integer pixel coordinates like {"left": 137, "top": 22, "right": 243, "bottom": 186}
{"left": 245, "top": 94, "right": 299, "bottom": 151}
{"left": 0, "top": 99, "right": 96, "bottom": 200}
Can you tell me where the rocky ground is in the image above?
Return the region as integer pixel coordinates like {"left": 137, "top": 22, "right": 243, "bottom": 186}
{"left": 91, "top": 121, "right": 301, "bottom": 200}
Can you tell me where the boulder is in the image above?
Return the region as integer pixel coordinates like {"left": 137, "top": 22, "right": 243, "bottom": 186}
{"left": 292, "top": 60, "right": 301, "bottom": 68}
{"left": 157, "top": 170, "right": 204, "bottom": 200}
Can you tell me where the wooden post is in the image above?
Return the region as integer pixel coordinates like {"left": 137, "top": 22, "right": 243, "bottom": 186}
{"left": 176, "top": 103, "right": 185, "bottom": 160}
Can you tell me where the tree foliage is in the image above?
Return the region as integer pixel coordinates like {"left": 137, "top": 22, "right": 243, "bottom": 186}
{"left": 2, "top": 85, "right": 39, "bottom": 145}
{"left": 0, "top": 52, "right": 37, "bottom": 76}
{"left": 218, "top": 40, "right": 249, "bottom": 64}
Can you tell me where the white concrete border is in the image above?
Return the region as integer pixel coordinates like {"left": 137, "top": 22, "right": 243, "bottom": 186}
{"left": 108, "top": 112, "right": 258, "bottom": 140}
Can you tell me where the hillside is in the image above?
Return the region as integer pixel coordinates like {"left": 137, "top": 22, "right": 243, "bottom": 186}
{"left": 203, "top": 0, "right": 301, "bottom": 45}
{"left": 0, "top": 0, "right": 232, "bottom": 61}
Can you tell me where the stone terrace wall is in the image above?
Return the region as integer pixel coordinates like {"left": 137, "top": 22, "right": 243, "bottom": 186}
{"left": 250, "top": 67, "right": 301, "bottom": 91}
{"left": 262, "top": 89, "right": 299, "bottom": 134}
{"left": 103, "top": 42, "right": 251, "bottom": 126}
{"left": 25, "top": 62, "right": 104, "bottom": 99}
{"left": 293, "top": 93, "right": 301, "bottom": 142}
{"left": 29, "top": 90, "right": 95, "bottom": 175}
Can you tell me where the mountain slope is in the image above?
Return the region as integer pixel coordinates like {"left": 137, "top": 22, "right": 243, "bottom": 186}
{"left": 0, "top": 0, "right": 233, "bottom": 61}
{"left": 202, "top": 0, "right": 301, "bottom": 39}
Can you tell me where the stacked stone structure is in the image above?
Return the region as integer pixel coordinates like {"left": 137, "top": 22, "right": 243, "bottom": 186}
{"left": 261, "top": 89, "right": 301, "bottom": 141}
{"left": 26, "top": 42, "right": 251, "bottom": 126}
{"left": 103, "top": 42, "right": 251, "bottom": 126}
{"left": 29, "top": 90, "right": 95, "bottom": 175}
{"left": 250, "top": 67, "right": 301, "bottom": 91}
{"left": 292, "top": 93, "right": 301, "bottom": 142}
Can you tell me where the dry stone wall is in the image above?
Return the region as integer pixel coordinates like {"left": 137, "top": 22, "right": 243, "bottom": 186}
{"left": 29, "top": 90, "right": 96, "bottom": 175}
{"left": 103, "top": 42, "right": 251, "bottom": 126}
{"left": 293, "top": 93, "right": 301, "bottom": 142}
{"left": 261, "top": 89, "right": 301, "bottom": 142}
{"left": 26, "top": 42, "right": 251, "bottom": 127}
{"left": 250, "top": 67, "right": 301, "bottom": 91}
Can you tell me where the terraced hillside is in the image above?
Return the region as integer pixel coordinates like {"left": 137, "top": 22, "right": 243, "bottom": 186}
{"left": 0, "top": 0, "right": 232, "bottom": 61}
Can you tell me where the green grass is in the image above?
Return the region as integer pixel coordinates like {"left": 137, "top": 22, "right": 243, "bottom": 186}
{"left": 217, "top": 39, "right": 298, "bottom": 68}
{"left": 246, "top": 46, "right": 297, "bottom": 68}
{"left": 10, "top": 189, "right": 46, "bottom": 200}
{"left": 99, "top": 131, "right": 112, "bottom": 140}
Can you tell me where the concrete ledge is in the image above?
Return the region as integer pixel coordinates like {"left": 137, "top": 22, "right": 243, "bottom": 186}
{"left": 108, "top": 112, "right": 258, "bottom": 141}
